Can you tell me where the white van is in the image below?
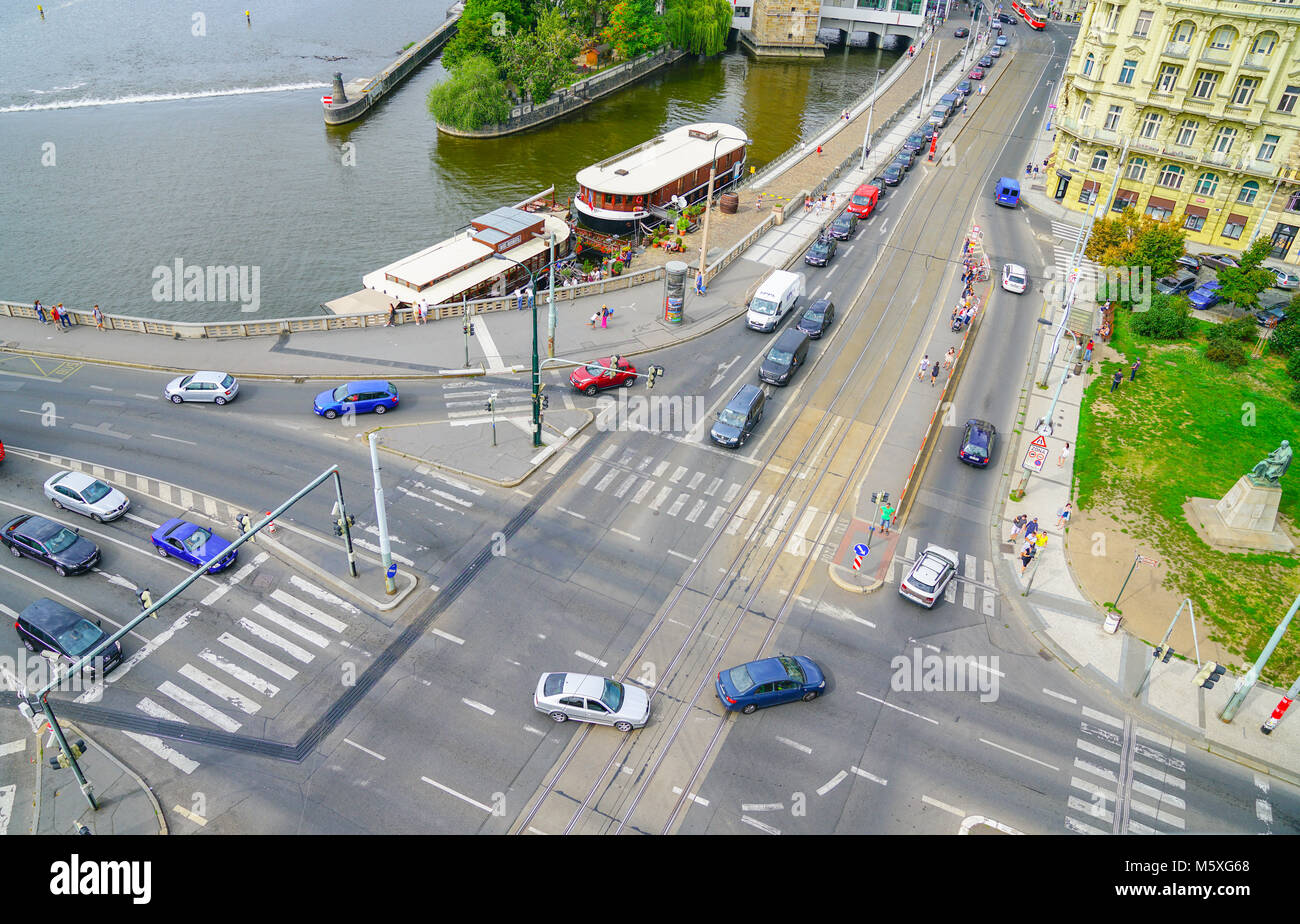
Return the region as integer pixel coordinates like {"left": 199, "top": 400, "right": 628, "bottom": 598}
{"left": 747, "top": 270, "right": 806, "bottom": 332}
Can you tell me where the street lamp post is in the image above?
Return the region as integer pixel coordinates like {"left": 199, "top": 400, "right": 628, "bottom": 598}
{"left": 493, "top": 253, "right": 543, "bottom": 448}
{"left": 859, "top": 69, "right": 882, "bottom": 170}
{"left": 697, "top": 133, "right": 753, "bottom": 284}
{"left": 1036, "top": 322, "right": 1078, "bottom": 437}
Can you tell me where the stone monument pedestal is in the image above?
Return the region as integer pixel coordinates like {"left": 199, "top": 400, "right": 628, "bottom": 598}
{"left": 1186, "top": 476, "right": 1294, "bottom": 553}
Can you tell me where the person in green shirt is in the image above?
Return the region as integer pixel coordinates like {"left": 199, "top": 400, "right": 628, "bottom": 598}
{"left": 879, "top": 503, "right": 895, "bottom": 536}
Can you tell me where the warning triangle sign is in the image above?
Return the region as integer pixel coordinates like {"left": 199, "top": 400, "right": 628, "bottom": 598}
{"left": 1030, "top": 434, "right": 1048, "bottom": 448}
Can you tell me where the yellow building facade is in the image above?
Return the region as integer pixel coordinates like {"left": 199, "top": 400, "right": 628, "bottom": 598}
{"left": 1048, "top": 0, "right": 1300, "bottom": 262}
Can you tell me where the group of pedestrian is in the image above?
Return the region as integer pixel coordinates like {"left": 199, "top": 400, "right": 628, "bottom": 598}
{"left": 1109, "top": 358, "right": 1141, "bottom": 393}
{"left": 33, "top": 299, "right": 76, "bottom": 331}
{"left": 588, "top": 305, "right": 613, "bottom": 329}
{"left": 1007, "top": 514, "right": 1052, "bottom": 574}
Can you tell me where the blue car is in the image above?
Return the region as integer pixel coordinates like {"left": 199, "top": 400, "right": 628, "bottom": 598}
{"left": 716, "top": 654, "right": 826, "bottom": 714}
{"left": 313, "top": 380, "right": 400, "bottom": 419}
{"left": 1188, "top": 280, "right": 1222, "bottom": 310}
{"left": 151, "top": 518, "right": 237, "bottom": 573}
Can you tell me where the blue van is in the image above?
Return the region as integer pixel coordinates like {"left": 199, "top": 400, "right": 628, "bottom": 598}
{"left": 994, "top": 177, "right": 1020, "bottom": 207}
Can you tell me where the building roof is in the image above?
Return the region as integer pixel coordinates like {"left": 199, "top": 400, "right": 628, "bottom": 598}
{"left": 576, "top": 122, "right": 747, "bottom": 196}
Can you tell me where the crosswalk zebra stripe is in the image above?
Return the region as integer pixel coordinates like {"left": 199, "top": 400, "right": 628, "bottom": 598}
{"left": 178, "top": 663, "right": 261, "bottom": 715}
{"left": 723, "top": 482, "right": 742, "bottom": 503}
{"left": 652, "top": 460, "right": 669, "bottom": 478}
{"left": 123, "top": 730, "right": 199, "bottom": 775}
{"left": 249, "top": 606, "right": 330, "bottom": 651}
{"left": 704, "top": 476, "right": 723, "bottom": 496}
{"left": 1064, "top": 815, "right": 1109, "bottom": 835}
{"left": 745, "top": 495, "right": 777, "bottom": 541}
{"left": 198, "top": 648, "right": 280, "bottom": 697}
{"left": 1130, "top": 778, "right": 1185, "bottom": 811}
{"left": 269, "top": 590, "right": 348, "bottom": 633}
{"left": 784, "top": 507, "right": 820, "bottom": 556}
{"left": 137, "top": 696, "right": 187, "bottom": 723}
{"left": 685, "top": 499, "right": 707, "bottom": 523}
{"left": 158, "top": 680, "right": 242, "bottom": 732}
{"left": 637, "top": 455, "right": 653, "bottom": 471}
{"left": 669, "top": 465, "right": 688, "bottom": 484}
{"left": 613, "top": 473, "right": 638, "bottom": 498}
{"left": 1076, "top": 739, "right": 1120, "bottom": 763}
{"left": 667, "top": 493, "right": 690, "bottom": 517}
{"left": 1125, "top": 818, "right": 1158, "bottom": 835}
{"left": 687, "top": 471, "right": 706, "bottom": 490}
{"left": 1074, "top": 757, "right": 1117, "bottom": 785}
{"left": 904, "top": 536, "right": 918, "bottom": 559}
{"left": 631, "top": 480, "right": 655, "bottom": 505}
{"left": 705, "top": 505, "right": 726, "bottom": 529}
{"left": 1067, "top": 794, "right": 1113, "bottom": 824}
{"left": 595, "top": 470, "right": 619, "bottom": 492}
{"left": 1081, "top": 705, "right": 1124, "bottom": 729}
{"left": 1133, "top": 759, "right": 1186, "bottom": 787}
{"left": 288, "top": 575, "right": 361, "bottom": 615}
{"left": 598, "top": 442, "right": 618, "bottom": 460}
{"left": 577, "top": 461, "right": 602, "bottom": 486}
{"left": 219, "top": 632, "right": 298, "bottom": 680}
{"left": 649, "top": 486, "right": 672, "bottom": 512}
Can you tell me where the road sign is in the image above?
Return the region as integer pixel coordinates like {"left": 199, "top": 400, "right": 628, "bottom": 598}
{"left": 1022, "top": 434, "right": 1049, "bottom": 472}
{"left": 852, "top": 555, "right": 863, "bottom": 571}
{"left": 854, "top": 543, "right": 868, "bottom": 556}
{"left": 386, "top": 563, "right": 398, "bottom": 579}
{"left": 1137, "top": 556, "right": 1159, "bottom": 567}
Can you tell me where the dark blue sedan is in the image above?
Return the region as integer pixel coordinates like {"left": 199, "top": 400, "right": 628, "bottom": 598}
{"left": 716, "top": 655, "right": 826, "bottom": 714}
{"left": 151, "top": 518, "right": 237, "bottom": 573}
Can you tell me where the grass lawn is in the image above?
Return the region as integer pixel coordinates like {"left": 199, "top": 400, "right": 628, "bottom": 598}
{"left": 1075, "top": 309, "right": 1300, "bottom": 684}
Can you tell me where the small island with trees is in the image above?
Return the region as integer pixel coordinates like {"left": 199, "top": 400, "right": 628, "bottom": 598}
{"left": 429, "top": 0, "right": 734, "bottom": 133}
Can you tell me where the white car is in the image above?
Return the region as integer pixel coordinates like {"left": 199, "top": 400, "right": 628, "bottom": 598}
{"left": 899, "top": 543, "right": 960, "bottom": 608}
{"left": 533, "top": 672, "right": 650, "bottom": 732}
{"left": 1002, "top": 262, "right": 1027, "bottom": 294}
{"left": 1270, "top": 267, "right": 1300, "bottom": 290}
{"left": 43, "top": 471, "right": 130, "bottom": 522}
{"left": 165, "top": 371, "right": 239, "bottom": 405}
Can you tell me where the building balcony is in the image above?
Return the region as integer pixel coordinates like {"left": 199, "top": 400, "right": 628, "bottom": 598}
{"left": 1198, "top": 50, "right": 1233, "bottom": 67}
{"left": 1129, "top": 136, "right": 1164, "bottom": 155}
{"left": 1241, "top": 52, "right": 1272, "bottom": 71}
{"left": 1163, "top": 41, "right": 1190, "bottom": 59}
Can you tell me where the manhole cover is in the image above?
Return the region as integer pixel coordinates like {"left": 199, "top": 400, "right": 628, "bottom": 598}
{"left": 250, "top": 574, "right": 277, "bottom": 592}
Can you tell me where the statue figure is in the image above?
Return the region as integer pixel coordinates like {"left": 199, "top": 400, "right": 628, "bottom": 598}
{"left": 1249, "top": 440, "right": 1292, "bottom": 485}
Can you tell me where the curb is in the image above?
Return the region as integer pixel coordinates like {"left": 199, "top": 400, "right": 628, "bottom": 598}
{"left": 259, "top": 528, "right": 418, "bottom": 613}
{"left": 51, "top": 720, "right": 169, "bottom": 835}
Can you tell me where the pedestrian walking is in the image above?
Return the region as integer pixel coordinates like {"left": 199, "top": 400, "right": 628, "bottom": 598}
{"left": 1023, "top": 516, "right": 1040, "bottom": 541}
{"left": 386, "top": 302, "right": 397, "bottom": 327}
{"left": 804, "top": 196, "right": 812, "bottom": 213}
{"left": 1110, "top": 369, "right": 1122, "bottom": 392}
{"left": 816, "top": 145, "right": 823, "bottom": 156}
{"left": 600, "top": 305, "right": 610, "bottom": 329}
{"left": 1036, "top": 531, "right": 1049, "bottom": 552}
{"left": 92, "top": 304, "right": 104, "bottom": 330}
{"left": 962, "top": 101, "right": 968, "bottom": 116}
{"left": 1057, "top": 440, "right": 1071, "bottom": 468}
{"left": 51, "top": 304, "right": 65, "bottom": 332}
{"left": 917, "top": 355, "right": 929, "bottom": 381}
{"left": 943, "top": 346, "right": 956, "bottom": 371}
{"left": 1019, "top": 541, "right": 1036, "bottom": 574}
{"left": 695, "top": 270, "right": 706, "bottom": 295}
{"left": 1130, "top": 358, "right": 1141, "bottom": 381}
{"left": 1025, "top": 164, "right": 1032, "bottom": 177}
{"left": 842, "top": 109, "right": 849, "bottom": 121}
{"left": 1056, "top": 503, "right": 1072, "bottom": 528}
{"left": 880, "top": 502, "right": 895, "bottom": 536}
{"left": 34, "top": 300, "right": 47, "bottom": 325}
{"left": 1007, "top": 513, "right": 1028, "bottom": 543}
{"left": 930, "top": 359, "right": 941, "bottom": 387}
{"left": 1084, "top": 338, "right": 1094, "bottom": 362}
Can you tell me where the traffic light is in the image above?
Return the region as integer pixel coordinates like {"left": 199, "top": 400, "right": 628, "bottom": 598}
{"left": 1192, "top": 661, "right": 1226, "bottom": 689}
{"left": 464, "top": 322, "right": 475, "bottom": 336}
{"left": 539, "top": 384, "right": 549, "bottom": 411}
{"left": 333, "top": 513, "right": 355, "bottom": 536}
{"left": 50, "top": 739, "right": 87, "bottom": 770}
{"left": 1153, "top": 644, "right": 1174, "bottom": 663}
{"left": 647, "top": 363, "right": 664, "bottom": 389}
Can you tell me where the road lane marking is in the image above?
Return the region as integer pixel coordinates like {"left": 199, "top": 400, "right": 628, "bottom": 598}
{"left": 817, "top": 771, "right": 848, "bottom": 796}
{"left": 1043, "top": 688, "right": 1076, "bottom": 704}
{"left": 776, "top": 736, "right": 812, "bottom": 754}
{"left": 741, "top": 815, "right": 781, "bottom": 835}
{"left": 851, "top": 766, "right": 888, "bottom": 785}
{"left": 198, "top": 648, "right": 279, "bottom": 697}
{"left": 672, "top": 787, "right": 710, "bottom": 807}
{"left": 557, "top": 507, "right": 587, "bottom": 520}
{"left": 462, "top": 699, "right": 496, "bottom": 716}
{"left": 741, "top": 802, "right": 783, "bottom": 812}
{"left": 171, "top": 804, "right": 208, "bottom": 826}
{"left": 575, "top": 651, "right": 608, "bottom": 668}
{"left": 177, "top": 663, "right": 261, "bottom": 715}
{"left": 979, "top": 737, "right": 1059, "bottom": 771}
{"left": 157, "top": 680, "right": 241, "bottom": 732}
{"left": 610, "top": 527, "right": 641, "bottom": 542}
{"left": 432, "top": 628, "right": 465, "bottom": 645}
{"left": 150, "top": 433, "right": 197, "bottom": 446}
{"left": 220, "top": 631, "right": 299, "bottom": 679}
{"left": 921, "top": 795, "right": 964, "bottom": 817}
{"left": 421, "top": 777, "right": 493, "bottom": 813}
{"left": 855, "top": 691, "right": 939, "bottom": 724}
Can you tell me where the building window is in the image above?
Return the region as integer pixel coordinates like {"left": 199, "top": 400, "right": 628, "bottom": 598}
{"left": 1082, "top": 54, "right": 1094, "bottom": 77}
{"left": 1238, "top": 182, "right": 1260, "bottom": 205}
{"left": 734, "top": 5, "right": 751, "bottom": 14}
{"left": 1185, "top": 214, "right": 1205, "bottom": 231}
{"left": 1192, "top": 71, "right": 1220, "bottom": 100}
{"left": 1208, "top": 26, "right": 1235, "bottom": 51}
{"left": 1140, "top": 112, "right": 1162, "bottom": 139}
{"left": 1105, "top": 4, "right": 1118, "bottom": 31}
{"left": 1134, "top": 9, "right": 1153, "bottom": 37}
{"left": 1126, "top": 157, "right": 1147, "bottom": 181}
{"left": 1080, "top": 98, "right": 1093, "bottom": 123}
{"left": 1172, "top": 21, "right": 1194, "bottom": 44}
{"left": 1146, "top": 205, "right": 1172, "bottom": 220}
{"left": 1067, "top": 140, "right": 1080, "bottom": 162}
{"left": 1233, "top": 77, "right": 1259, "bottom": 106}
{"left": 1288, "top": 191, "right": 1300, "bottom": 213}
{"left": 1091, "top": 149, "right": 1109, "bottom": 171}
{"left": 1212, "top": 126, "right": 1236, "bottom": 154}
{"left": 1104, "top": 105, "right": 1122, "bottom": 131}
{"left": 1157, "top": 64, "right": 1181, "bottom": 92}
{"left": 1079, "top": 186, "right": 1097, "bottom": 205}
{"left": 1279, "top": 85, "right": 1300, "bottom": 114}
{"left": 1252, "top": 32, "right": 1277, "bottom": 55}
{"left": 1158, "top": 164, "right": 1184, "bottom": 189}
{"left": 1258, "top": 135, "right": 1280, "bottom": 162}
{"left": 1176, "top": 119, "right": 1198, "bottom": 146}
{"left": 1223, "top": 220, "right": 1245, "bottom": 240}
{"left": 1195, "top": 173, "right": 1218, "bottom": 196}
{"left": 1118, "top": 59, "right": 1137, "bottom": 85}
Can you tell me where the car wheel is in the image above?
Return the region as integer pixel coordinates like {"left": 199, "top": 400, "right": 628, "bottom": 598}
{"left": 620, "top": 377, "right": 633, "bottom": 387}
{"left": 91, "top": 513, "right": 103, "bottom": 523}
{"left": 741, "top": 703, "right": 757, "bottom": 715}
{"left": 155, "top": 545, "right": 168, "bottom": 557}
{"left": 802, "top": 691, "right": 818, "bottom": 702}
{"left": 374, "top": 404, "right": 386, "bottom": 414}
{"left": 549, "top": 711, "right": 569, "bottom": 724}
{"left": 54, "top": 565, "right": 67, "bottom": 577}
{"left": 51, "top": 498, "right": 64, "bottom": 510}
{"left": 324, "top": 409, "right": 338, "bottom": 420}
{"left": 169, "top": 395, "right": 183, "bottom": 404}
{"left": 215, "top": 396, "right": 227, "bottom": 406}
{"left": 585, "top": 384, "right": 598, "bottom": 397}
{"left": 22, "top": 637, "right": 35, "bottom": 652}
{"left": 614, "top": 720, "right": 634, "bottom": 732}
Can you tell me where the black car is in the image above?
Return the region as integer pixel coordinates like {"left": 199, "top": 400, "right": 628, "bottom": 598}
{"left": 989, "top": 46, "right": 1003, "bottom": 58}
{"left": 903, "top": 130, "right": 929, "bottom": 154}
{"left": 1256, "top": 305, "right": 1288, "bottom": 327}
{"left": 796, "top": 298, "right": 836, "bottom": 339}
{"left": 828, "top": 212, "right": 858, "bottom": 240}
{"left": 979, "top": 55, "right": 994, "bottom": 68}
{"left": 1175, "top": 254, "right": 1201, "bottom": 273}
{"left": 997, "top": 11, "right": 1016, "bottom": 23}
{"left": 2, "top": 515, "right": 99, "bottom": 576}
{"left": 958, "top": 419, "right": 997, "bottom": 467}
{"left": 1155, "top": 272, "right": 1198, "bottom": 296}
{"left": 957, "top": 79, "right": 973, "bottom": 96}
{"left": 880, "top": 163, "right": 904, "bottom": 186}
{"left": 894, "top": 147, "right": 917, "bottom": 170}
{"left": 804, "top": 235, "right": 838, "bottom": 267}
{"left": 954, "top": 26, "right": 969, "bottom": 37}
{"left": 871, "top": 176, "right": 889, "bottom": 197}
{"left": 15, "top": 598, "right": 121, "bottom": 675}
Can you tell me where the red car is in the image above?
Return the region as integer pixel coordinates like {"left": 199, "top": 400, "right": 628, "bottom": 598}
{"left": 569, "top": 356, "right": 638, "bottom": 396}
{"left": 969, "top": 67, "right": 985, "bottom": 80}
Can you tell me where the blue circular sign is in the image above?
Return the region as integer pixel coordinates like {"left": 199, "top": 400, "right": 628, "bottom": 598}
{"left": 386, "top": 563, "right": 398, "bottom": 579}
{"left": 854, "top": 543, "right": 869, "bottom": 556}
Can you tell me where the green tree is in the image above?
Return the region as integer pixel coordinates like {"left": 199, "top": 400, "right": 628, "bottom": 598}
{"left": 1084, "top": 207, "right": 1185, "bottom": 272}
{"left": 497, "top": 8, "right": 583, "bottom": 103}
{"left": 443, "top": 0, "right": 531, "bottom": 69}
{"left": 427, "top": 53, "right": 511, "bottom": 130}
{"left": 1215, "top": 237, "right": 1275, "bottom": 317}
{"left": 1269, "top": 312, "right": 1300, "bottom": 356}
{"left": 1130, "top": 293, "right": 1193, "bottom": 340}
{"left": 663, "top": 0, "right": 732, "bottom": 55}
{"left": 602, "top": 0, "right": 665, "bottom": 59}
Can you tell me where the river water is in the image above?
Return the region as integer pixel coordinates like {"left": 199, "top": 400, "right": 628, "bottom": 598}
{"left": 0, "top": 1, "right": 900, "bottom": 320}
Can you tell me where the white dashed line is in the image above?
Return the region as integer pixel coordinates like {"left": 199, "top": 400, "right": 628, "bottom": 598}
{"left": 462, "top": 699, "right": 496, "bottom": 716}
{"left": 776, "top": 736, "right": 812, "bottom": 754}
{"left": 817, "top": 771, "right": 848, "bottom": 796}
{"left": 741, "top": 815, "right": 781, "bottom": 835}
{"left": 610, "top": 527, "right": 641, "bottom": 541}
{"left": 432, "top": 628, "right": 465, "bottom": 645}
{"left": 421, "top": 777, "right": 493, "bottom": 813}
{"left": 1043, "top": 688, "right": 1077, "bottom": 704}
{"left": 921, "top": 795, "right": 965, "bottom": 817}
{"left": 574, "top": 650, "right": 608, "bottom": 668}
{"left": 979, "top": 737, "right": 1060, "bottom": 771}
{"left": 851, "top": 766, "right": 888, "bottom": 785}
{"left": 855, "top": 691, "right": 940, "bottom": 725}
{"left": 672, "top": 787, "right": 710, "bottom": 807}
{"left": 343, "top": 738, "right": 387, "bottom": 760}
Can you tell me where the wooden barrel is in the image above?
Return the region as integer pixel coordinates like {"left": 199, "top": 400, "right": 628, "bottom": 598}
{"left": 718, "top": 192, "right": 739, "bottom": 214}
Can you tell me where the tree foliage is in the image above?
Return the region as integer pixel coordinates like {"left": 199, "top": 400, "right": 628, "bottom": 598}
{"left": 443, "top": 0, "right": 531, "bottom": 68}
{"left": 1130, "top": 293, "right": 1193, "bottom": 340}
{"left": 1270, "top": 312, "right": 1300, "bottom": 356}
{"left": 1215, "top": 237, "right": 1275, "bottom": 317}
{"left": 1084, "top": 207, "right": 1185, "bottom": 277}
{"left": 602, "top": 0, "right": 665, "bottom": 59}
{"left": 663, "top": 0, "right": 732, "bottom": 55}
{"left": 428, "top": 53, "right": 512, "bottom": 130}
{"left": 497, "top": 8, "right": 585, "bottom": 102}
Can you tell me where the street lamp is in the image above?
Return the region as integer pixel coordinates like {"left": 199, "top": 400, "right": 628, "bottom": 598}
{"left": 492, "top": 253, "right": 543, "bottom": 448}
{"left": 1035, "top": 319, "right": 1078, "bottom": 436}
{"left": 697, "top": 133, "right": 753, "bottom": 283}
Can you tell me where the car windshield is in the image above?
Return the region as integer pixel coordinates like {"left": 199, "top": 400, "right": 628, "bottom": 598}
{"left": 583, "top": 363, "right": 609, "bottom": 376}
{"left": 44, "top": 527, "right": 79, "bottom": 554}
{"left": 810, "top": 242, "right": 828, "bottom": 255}
{"left": 833, "top": 216, "right": 851, "bottom": 228}
{"left": 751, "top": 296, "right": 778, "bottom": 316}
{"left": 727, "top": 664, "right": 755, "bottom": 693}
{"left": 1008, "top": 273, "right": 1025, "bottom": 286}
{"left": 963, "top": 438, "right": 989, "bottom": 459}
{"left": 851, "top": 194, "right": 870, "bottom": 205}
{"left": 183, "top": 527, "right": 213, "bottom": 553}
{"left": 82, "top": 481, "right": 111, "bottom": 504}
{"left": 601, "top": 678, "right": 624, "bottom": 712}
{"left": 221, "top": 375, "right": 235, "bottom": 388}
{"left": 55, "top": 619, "right": 104, "bottom": 658}
{"left": 767, "top": 348, "right": 794, "bottom": 364}
{"left": 717, "top": 408, "right": 747, "bottom": 428}
{"left": 331, "top": 385, "right": 352, "bottom": 401}
{"left": 803, "top": 309, "right": 825, "bottom": 323}
{"left": 778, "top": 656, "right": 805, "bottom": 683}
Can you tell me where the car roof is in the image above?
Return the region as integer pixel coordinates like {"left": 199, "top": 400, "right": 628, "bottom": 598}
{"left": 1004, "top": 263, "right": 1026, "bottom": 275}
{"left": 920, "top": 544, "right": 960, "bottom": 568}
{"left": 337, "top": 380, "right": 395, "bottom": 390}
{"left": 19, "top": 597, "right": 84, "bottom": 633}
{"left": 730, "top": 384, "right": 762, "bottom": 406}
{"left": 190, "top": 371, "right": 231, "bottom": 382}
{"left": 808, "top": 298, "right": 833, "bottom": 311}
{"left": 743, "top": 657, "right": 790, "bottom": 685}
{"left": 49, "top": 470, "right": 98, "bottom": 490}
{"left": 16, "top": 515, "right": 62, "bottom": 540}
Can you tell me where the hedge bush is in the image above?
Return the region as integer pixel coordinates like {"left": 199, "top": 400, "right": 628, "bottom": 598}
{"left": 1131, "top": 299, "right": 1193, "bottom": 340}
{"left": 1206, "top": 340, "right": 1248, "bottom": 368}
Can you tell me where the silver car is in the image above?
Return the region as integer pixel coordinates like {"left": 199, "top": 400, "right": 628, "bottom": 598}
{"left": 165, "top": 371, "right": 239, "bottom": 405}
{"left": 533, "top": 672, "right": 650, "bottom": 732}
{"left": 898, "top": 543, "right": 960, "bottom": 608}
{"left": 43, "top": 471, "right": 130, "bottom": 522}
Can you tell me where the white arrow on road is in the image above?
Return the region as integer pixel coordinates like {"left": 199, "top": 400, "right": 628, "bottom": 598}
{"left": 711, "top": 355, "right": 741, "bottom": 389}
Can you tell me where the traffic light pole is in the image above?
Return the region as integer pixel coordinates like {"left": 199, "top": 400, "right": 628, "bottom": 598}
{"left": 1221, "top": 591, "right": 1300, "bottom": 723}
{"left": 493, "top": 253, "right": 542, "bottom": 448}
{"left": 367, "top": 432, "right": 397, "bottom": 596}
